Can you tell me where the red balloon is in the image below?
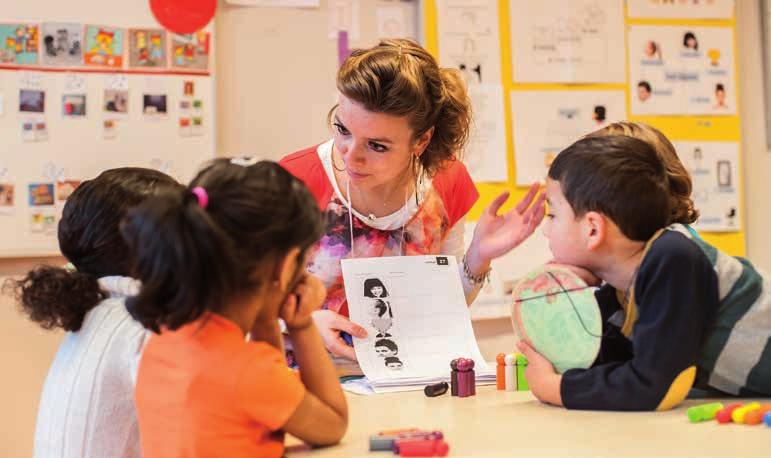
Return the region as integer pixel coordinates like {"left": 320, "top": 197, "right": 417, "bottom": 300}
{"left": 150, "top": 0, "right": 216, "bottom": 35}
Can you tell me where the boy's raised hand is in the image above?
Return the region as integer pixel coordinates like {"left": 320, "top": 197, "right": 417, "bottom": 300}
{"left": 517, "top": 340, "right": 563, "bottom": 407}
{"left": 282, "top": 274, "right": 327, "bottom": 332}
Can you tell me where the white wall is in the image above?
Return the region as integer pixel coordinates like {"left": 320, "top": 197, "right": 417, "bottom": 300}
{"left": 738, "top": 0, "right": 771, "bottom": 272}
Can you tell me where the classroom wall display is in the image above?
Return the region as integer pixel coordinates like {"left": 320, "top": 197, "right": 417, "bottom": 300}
{"left": 627, "top": 0, "right": 735, "bottom": 19}
{"left": 0, "top": 2, "right": 215, "bottom": 257}
{"left": 628, "top": 25, "right": 736, "bottom": 116}
{"left": 510, "top": 90, "right": 626, "bottom": 185}
{"left": 463, "top": 83, "right": 507, "bottom": 182}
{"left": 128, "top": 28, "right": 167, "bottom": 69}
{"left": 436, "top": 0, "right": 501, "bottom": 85}
{"left": 40, "top": 23, "right": 83, "bottom": 67}
{"left": 0, "top": 24, "right": 39, "bottom": 65}
{"left": 509, "top": 0, "right": 626, "bottom": 83}
{"left": 674, "top": 141, "right": 740, "bottom": 232}
{"left": 170, "top": 32, "right": 210, "bottom": 71}
{"left": 83, "top": 25, "right": 124, "bottom": 68}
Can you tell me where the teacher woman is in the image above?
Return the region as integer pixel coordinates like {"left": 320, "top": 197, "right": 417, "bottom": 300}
{"left": 281, "top": 39, "right": 544, "bottom": 361}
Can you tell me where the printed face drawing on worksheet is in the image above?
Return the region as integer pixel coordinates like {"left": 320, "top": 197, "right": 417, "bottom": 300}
{"left": 375, "top": 339, "right": 398, "bottom": 358}
{"left": 384, "top": 356, "right": 403, "bottom": 370}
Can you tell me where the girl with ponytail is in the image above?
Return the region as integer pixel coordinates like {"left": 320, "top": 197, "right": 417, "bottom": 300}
{"left": 124, "top": 159, "right": 347, "bottom": 457}
{"left": 10, "top": 167, "right": 180, "bottom": 458}
{"left": 280, "top": 38, "right": 545, "bottom": 363}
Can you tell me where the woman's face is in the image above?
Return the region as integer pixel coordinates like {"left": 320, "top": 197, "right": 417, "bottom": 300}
{"left": 686, "top": 37, "right": 696, "bottom": 49}
{"left": 370, "top": 286, "right": 384, "bottom": 297}
{"left": 333, "top": 93, "right": 431, "bottom": 191}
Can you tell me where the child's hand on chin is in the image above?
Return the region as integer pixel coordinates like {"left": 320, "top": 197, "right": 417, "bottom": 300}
{"left": 281, "top": 275, "right": 326, "bottom": 332}
{"left": 517, "top": 340, "right": 563, "bottom": 407}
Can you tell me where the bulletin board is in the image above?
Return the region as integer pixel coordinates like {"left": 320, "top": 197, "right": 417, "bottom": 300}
{"left": 0, "top": 1, "right": 215, "bottom": 257}
{"left": 423, "top": 0, "right": 745, "bottom": 263}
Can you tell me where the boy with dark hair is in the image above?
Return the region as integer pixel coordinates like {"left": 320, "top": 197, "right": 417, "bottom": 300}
{"left": 520, "top": 135, "right": 770, "bottom": 411}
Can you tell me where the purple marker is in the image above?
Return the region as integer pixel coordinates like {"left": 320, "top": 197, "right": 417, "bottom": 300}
{"left": 337, "top": 30, "right": 350, "bottom": 67}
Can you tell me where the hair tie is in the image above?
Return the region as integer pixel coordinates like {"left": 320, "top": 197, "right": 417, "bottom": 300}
{"left": 191, "top": 186, "right": 209, "bottom": 209}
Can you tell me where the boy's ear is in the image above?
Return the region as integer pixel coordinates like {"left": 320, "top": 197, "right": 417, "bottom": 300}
{"left": 583, "top": 211, "right": 606, "bottom": 251}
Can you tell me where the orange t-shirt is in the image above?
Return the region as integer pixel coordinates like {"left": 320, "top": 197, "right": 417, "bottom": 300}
{"left": 135, "top": 313, "right": 305, "bottom": 458}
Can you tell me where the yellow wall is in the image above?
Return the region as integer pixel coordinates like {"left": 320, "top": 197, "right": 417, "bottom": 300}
{"left": 424, "top": 0, "right": 746, "bottom": 256}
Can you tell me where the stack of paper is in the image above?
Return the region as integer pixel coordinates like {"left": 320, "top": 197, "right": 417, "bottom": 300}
{"left": 341, "top": 255, "right": 497, "bottom": 394}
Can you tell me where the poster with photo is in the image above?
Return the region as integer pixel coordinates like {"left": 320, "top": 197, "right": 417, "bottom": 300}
{"left": 628, "top": 25, "right": 736, "bottom": 115}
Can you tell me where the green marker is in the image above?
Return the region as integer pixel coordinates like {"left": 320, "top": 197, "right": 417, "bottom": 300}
{"left": 515, "top": 353, "right": 529, "bottom": 391}
{"left": 687, "top": 402, "right": 724, "bottom": 423}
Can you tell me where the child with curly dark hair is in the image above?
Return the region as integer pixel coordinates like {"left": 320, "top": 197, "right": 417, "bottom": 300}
{"left": 10, "top": 168, "right": 180, "bottom": 458}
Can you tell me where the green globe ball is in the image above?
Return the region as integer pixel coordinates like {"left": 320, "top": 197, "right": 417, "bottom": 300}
{"left": 510, "top": 264, "right": 602, "bottom": 374}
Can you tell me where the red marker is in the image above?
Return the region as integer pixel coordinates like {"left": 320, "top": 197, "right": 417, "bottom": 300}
{"left": 716, "top": 402, "right": 743, "bottom": 424}
{"left": 395, "top": 438, "right": 450, "bottom": 457}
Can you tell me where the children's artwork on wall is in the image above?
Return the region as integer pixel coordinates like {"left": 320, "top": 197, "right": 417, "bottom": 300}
{"left": 30, "top": 209, "right": 56, "bottom": 234}
{"left": 19, "top": 89, "right": 45, "bottom": 113}
{"left": 143, "top": 94, "right": 167, "bottom": 115}
{"left": 628, "top": 25, "right": 736, "bottom": 115}
{"left": 0, "top": 24, "right": 39, "bottom": 65}
{"left": 83, "top": 25, "right": 124, "bottom": 68}
{"left": 103, "top": 119, "right": 117, "bottom": 139}
{"left": 56, "top": 180, "right": 81, "bottom": 202}
{"left": 170, "top": 32, "right": 210, "bottom": 71}
{"left": 28, "top": 183, "right": 55, "bottom": 206}
{"left": 627, "top": 0, "right": 734, "bottom": 19}
{"left": 129, "top": 29, "right": 167, "bottom": 68}
{"left": 62, "top": 94, "right": 86, "bottom": 117}
{"left": 41, "top": 23, "right": 83, "bottom": 66}
{"left": 103, "top": 89, "right": 128, "bottom": 114}
{"left": 0, "top": 184, "right": 15, "bottom": 207}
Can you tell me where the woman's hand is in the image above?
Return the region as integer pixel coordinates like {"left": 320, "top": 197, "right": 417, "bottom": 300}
{"left": 466, "top": 183, "right": 546, "bottom": 274}
{"left": 517, "top": 340, "right": 563, "bottom": 406}
{"left": 312, "top": 309, "right": 368, "bottom": 361}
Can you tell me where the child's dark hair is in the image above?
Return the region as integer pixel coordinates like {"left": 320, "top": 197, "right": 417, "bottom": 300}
{"left": 364, "top": 278, "right": 388, "bottom": 297}
{"left": 548, "top": 136, "right": 670, "bottom": 242}
{"left": 375, "top": 339, "right": 398, "bottom": 352}
{"left": 8, "top": 168, "right": 180, "bottom": 332}
{"left": 121, "top": 159, "right": 323, "bottom": 333}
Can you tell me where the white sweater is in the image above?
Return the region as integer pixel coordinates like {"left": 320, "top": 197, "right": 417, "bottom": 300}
{"left": 33, "top": 276, "right": 146, "bottom": 458}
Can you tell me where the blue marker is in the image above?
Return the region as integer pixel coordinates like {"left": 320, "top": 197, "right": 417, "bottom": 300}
{"left": 340, "top": 331, "right": 353, "bottom": 346}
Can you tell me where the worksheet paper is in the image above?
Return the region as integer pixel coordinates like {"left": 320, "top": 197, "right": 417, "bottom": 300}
{"left": 628, "top": 25, "right": 736, "bottom": 115}
{"left": 627, "top": 0, "right": 734, "bottom": 19}
{"left": 437, "top": 0, "right": 502, "bottom": 85}
{"left": 509, "top": 0, "right": 626, "bottom": 83}
{"left": 510, "top": 89, "right": 626, "bottom": 185}
{"left": 341, "top": 255, "right": 495, "bottom": 393}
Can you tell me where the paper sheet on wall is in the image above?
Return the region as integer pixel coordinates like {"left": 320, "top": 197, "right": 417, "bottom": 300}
{"left": 509, "top": 0, "right": 625, "bottom": 83}
{"left": 627, "top": 0, "right": 734, "bottom": 19}
{"left": 437, "top": 0, "right": 502, "bottom": 85}
{"left": 464, "top": 83, "right": 507, "bottom": 182}
{"left": 510, "top": 89, "right": 626, "bottom": 185}
{"left": 341, "top": 255, "right": 494, "bottom": 393}
{"left": 673, "top": 141, "right": 740, "bottom": 232}
{"left": 328, "top": 0, "right": 360, "bottom": 41}
{"left": 628, "top": 26, "right": 736, "bottom": 116}
{"left": 375, "top": 5, "right": 416, "bottom": 40}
